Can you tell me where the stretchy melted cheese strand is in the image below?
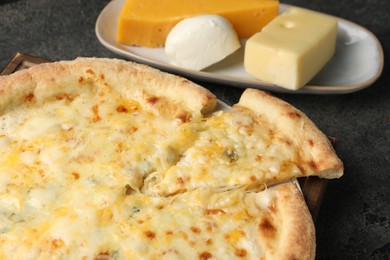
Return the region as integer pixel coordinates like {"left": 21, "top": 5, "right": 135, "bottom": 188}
{"left": 117, "top": 0, "right": 278, "bottom": 47}
{"left": 244, "top": 7, "right": 338, "bottom": 90}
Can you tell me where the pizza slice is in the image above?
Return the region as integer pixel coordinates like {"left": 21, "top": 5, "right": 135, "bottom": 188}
{"left": 145, "top": 88, "right": 343, "bottom": 196}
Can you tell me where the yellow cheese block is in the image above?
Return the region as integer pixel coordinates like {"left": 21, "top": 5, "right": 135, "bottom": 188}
{"left": 244, "top": 7, "right": 338, "bottom": 90}
{"left": 117, "top": 0, "right": 279, "bottom": 47}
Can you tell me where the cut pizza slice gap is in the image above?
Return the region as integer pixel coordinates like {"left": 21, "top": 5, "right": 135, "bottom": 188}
{"left": 144, "top": 88, "right": 343, "bottom": 196}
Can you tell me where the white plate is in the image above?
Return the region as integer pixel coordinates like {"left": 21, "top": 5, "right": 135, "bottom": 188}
{"left": 95, "top": 0, "right": 384, "bottom": 94}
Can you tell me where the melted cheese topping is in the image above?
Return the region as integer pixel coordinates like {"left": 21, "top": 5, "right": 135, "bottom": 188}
{"left": 0, "top": 76, "right": 201, "bottom": 258}
{"left": 148, "top": 107, "right": 303, "bottom": 195}
{"left": 0, "top": 74, "right": 302, "bottom": 258}
{"left": 1, "top": 185, "right": 277, "bottom": 259}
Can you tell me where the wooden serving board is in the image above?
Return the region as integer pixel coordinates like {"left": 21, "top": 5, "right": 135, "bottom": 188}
{"left": 1, "top": 52, "right": 329, "bottom": 222}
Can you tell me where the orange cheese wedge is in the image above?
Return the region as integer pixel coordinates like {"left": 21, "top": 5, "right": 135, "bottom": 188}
{"left": 117, "top": 0, "right": 279, "bottom": 48}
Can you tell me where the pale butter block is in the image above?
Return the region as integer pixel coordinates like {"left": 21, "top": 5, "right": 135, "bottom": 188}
{"left": 244, "top": 7, "right": 338, "bottom": 90}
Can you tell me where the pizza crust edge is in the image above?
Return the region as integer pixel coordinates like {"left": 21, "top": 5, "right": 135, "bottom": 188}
{"left": 0, "top": 57, "right": 217, "bottom": 116}
{"left": 238, "top": 88, "right": 343, "bottom": 179}
{"left": 264, "top": 182, "right": 316, "bottom": 260}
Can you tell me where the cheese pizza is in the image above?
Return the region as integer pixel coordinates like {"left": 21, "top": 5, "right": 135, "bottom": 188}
{"left": 0, "top": 58, "right": 343, "bottom": 259}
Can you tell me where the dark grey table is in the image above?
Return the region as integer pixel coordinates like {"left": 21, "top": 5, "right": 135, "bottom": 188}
{"left": 0, "top": 0, "right": 389, "bottom": 259}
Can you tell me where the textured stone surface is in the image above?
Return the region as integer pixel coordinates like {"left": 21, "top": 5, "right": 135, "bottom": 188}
{"left": 0, "top": 0, "right": 389, "bottom": 259}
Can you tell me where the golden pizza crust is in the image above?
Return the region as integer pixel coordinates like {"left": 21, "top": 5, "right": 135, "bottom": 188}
{"left": 257, "top": 182, "right": 316, "bottom": 260}
{"left": 0, "top": 57, "right": 217, "bottom": 116}
{"left": 237, "top": 88, "right": 343, "bottom": 179}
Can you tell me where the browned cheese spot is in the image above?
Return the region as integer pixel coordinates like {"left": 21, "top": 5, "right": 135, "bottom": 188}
{"left": 56, "top": 94, "right": 75, "bottom": 103}
{"left": 51, "top": 239, "right": 64, "bottom": 249}
{"left": 307, "top": 160, "right": 318, "bottom": 171}
{"left": 78, "top": 76, "right": 84, "bottom": 83}
{"left": 287, "top": 111, "right": 302, "bottom": 119}
{"left": 176, "top": 111, "right": 192, "bottom": 122}
{"left": 146, "top": 96, "right": 159, "bottom": 105}
{"left": 116, "top": 143, "right": 123, "bottom": 153}
{"left": 71, "top": 171, "right": 80, "bottom": 180}
{"left": 25, "top": 93, "right": 35, "bottom": 103}
{"left": 234, "top": 248, "right": 248, "bottom": 257}
{"left": 144, "top": 230, "right": 156, "bottom": 240}
{"left": 205, "top": 239, "right": 213, "bottom": 246}
{"left": 206, "top": 222, "right": 216, "bottom": 232}
{"left": 205, "top": 209, "right": 225, "bottom": 215}
{"left": 307, "top": 139, "right": 315, "bottom": 147}
{"left": 282, "top": 138, "right": 293, "bottom": 146}
{"left": 129, "top": 126, "right": 138, "bottom": 134}
{"left": 259, "top": 217, "right": 277, "bottom": 238}
{"left": 91, "top": 104, "right": 101, "bottom": 123}
{"left": 124, "top": 184, "right": 133, "bottom": 195}
{"left": 94, "top": 251, "right": 110, "bottom": 260}
{"left": 190, "top": 226, "right": 201, "bottom": 234}
{"left": 86, "top": 69, "right": 95, "bottom": 75}
{"left": 199, "top": 251, "right": 213, "bottom": 260}
{"left": 177, "top": 177, "right": 185, "bottom": 186}
{"left": 116, "top": 105, "right": 128, "bottom": 113}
